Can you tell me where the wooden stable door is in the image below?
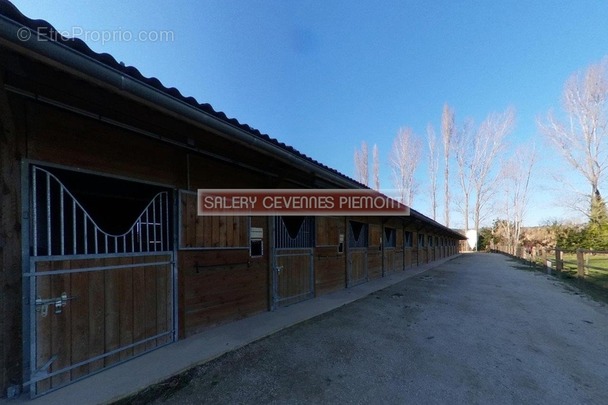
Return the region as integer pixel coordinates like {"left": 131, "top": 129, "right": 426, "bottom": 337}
{"left": 347, "top": 220, "right": 368, "bottom": 286}
{"left": 31, "top": 255, "right": 173, "bottom": 395}
{"left": 272, "top": 216, "right": 315, "bottom": 308}
{"left": 273, "top": 249, "right": 314, "bottom": 307}
{"left": 347, "top": 249, "right": 368, "bottom": 286}
{"left": 25, "top": 166, "right": 175, "bottom": 397}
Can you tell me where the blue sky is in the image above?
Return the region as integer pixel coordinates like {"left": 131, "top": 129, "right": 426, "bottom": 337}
{"left": 11, "top": 0, "right": 608, "bottom": 227}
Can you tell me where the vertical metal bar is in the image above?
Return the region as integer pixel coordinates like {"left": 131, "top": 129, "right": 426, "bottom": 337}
{"left": 247, "top": 216, "right": 252, "bottom": 253}
{"left": 72, "top": 199, "right": 76, "bottom": 254}
{"left": 280, "top": 218, "right": 284, "bottom": 248}
{"left": 158, "top": 193, "right": 163, "bottom": 251}
{"left": 105, "top": 233, "right": 108, "bottom": 254}
{"left": 306, "top": 217, "right": 310, "bottom": 247}
{"left": 381, "top": 223, "right": 385, "bottom": 277}
{"left": 309, "top": 248, "right": 314, "bottom": 296}
{"left": 131, "top": 224, "right": 135, "bottom": 253}
{"left": 282, "top": 218, "right": 285, "bottom": 248}
{"left": 138, "top": 220, "right": 142, "bottom": 252}
{"left": 114, "top": 236, "right": 118, "bottom": 253}
{"left": 161, "top": 193, "right": 165, "bottom": 251}
{"left": 46, "top": 172, "right": 51, "bottom": 256}
{"left": 278, "top": 217, "right": 283, "bottom": 249}
{"left": 21, "top": 161, "right": 34, "bottom": 396}
{"left": 60, "top": 187, "right": 65, "bottom": 255}
{"left": 93, "top": 222, "right": 97, "bottom": 254}
{"left": 171, "top": 190, "right": 178, "bottom": 342}
{"left": 165, "top": 192, "right": 169, "bottom": 251}
{"left": 269, "top": 215, "right": 277, "bottom": 311}
{"left": 145, "top": 208, "right": 149, "bottom": 252}
{"left": 29, "top": 258, "right": 37, "bottom": 396}
{"left": 176, "top": 192, "right": 180, "bottom": 251}
{"left": 83, "top": 211, "right": 88, "bottom": 255}
{"left": 123, "top": 235, "right": 126, "bottom": 253}
{"left": 32, "top": 167, "right": 38, "bottom": 256}
{"left": 153, "top": 195, "right": 157, "bottom": 252}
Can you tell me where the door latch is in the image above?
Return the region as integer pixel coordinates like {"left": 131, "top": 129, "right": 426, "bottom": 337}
{"left": 276, "top": 265, "right": 284, "bottom": 274}
{"left": 35, "top": 292, "right": 74, "bottom": 317}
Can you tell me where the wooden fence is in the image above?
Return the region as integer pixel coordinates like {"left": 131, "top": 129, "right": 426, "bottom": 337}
{"left": 491, "top": 244, "right": 608, "bottom": 290}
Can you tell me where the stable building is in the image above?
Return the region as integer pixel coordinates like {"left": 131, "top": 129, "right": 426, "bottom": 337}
{"left": 0, "top": 1, "right": 465, "bottom": 398}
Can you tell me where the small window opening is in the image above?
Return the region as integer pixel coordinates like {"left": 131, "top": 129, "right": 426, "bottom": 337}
{"left": 250, "top": 240, "right": 263, "bottom": 257}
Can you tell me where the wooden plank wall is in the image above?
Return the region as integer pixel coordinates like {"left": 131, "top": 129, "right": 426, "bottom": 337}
{"left": 180, "top": 193, "right": 248, "bottom": 249}
{"left": 314, "top": 217, "right": 346, "bottom": 296}
{"left": 395, "top": 228, "right": 404, "bottom": 271}
{"left": 0, "top": 73, "right": 23, "bottom": 396}
{"left": 275, "top": 249, "right": 313, "bottom": 306}
{"left": 384, "top": 249, "right": 396, "bottom": 274}
{"left": 404, "top": 248, "right": 413, "bottom": 268}
{"left": 178, "top": 207, "right": 268, "bottom": 337}
{"left": 179, "top": 250, "right": 267, "bottom": 337}
{"left": 33, "top": 255, "right": 171, "bottom": 392}
{"left": 347, "top": 250, "right": 367, "bottom": 287}
{"left": 367, "top": 223, "right": 382, "bottom": 280}
{"left": 187, "top": 154, "right": 269, "bottom": 189}
{"left": 26, "top": 104, "right": 185, "bottom": 187}
{"left": 314, "top": 246, "right": 346, "bottom": 296}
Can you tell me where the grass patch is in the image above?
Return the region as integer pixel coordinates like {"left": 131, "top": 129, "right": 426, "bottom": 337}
{"left": 559, "top": 253, "right": 608, "bottom": 290}
{"left": 504, "top": 253, "right": 608, "bottom": 305}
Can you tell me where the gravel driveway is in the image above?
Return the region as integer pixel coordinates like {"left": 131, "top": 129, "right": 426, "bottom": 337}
{"left": 139, "top": 253, "right": 608, "bottom": 404}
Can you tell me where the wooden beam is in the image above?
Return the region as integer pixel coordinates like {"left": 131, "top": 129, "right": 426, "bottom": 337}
{"left": 0, "top": 68, "right": 22, "bottom": 396}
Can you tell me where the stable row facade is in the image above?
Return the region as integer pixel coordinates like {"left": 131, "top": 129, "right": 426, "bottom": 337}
{"left": 0, "top": 1, "right": 464, "bottom": 398}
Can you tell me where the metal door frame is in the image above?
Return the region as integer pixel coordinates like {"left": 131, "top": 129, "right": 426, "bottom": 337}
{"left": 21, "top": 161, "right": 178, "bottom": 397}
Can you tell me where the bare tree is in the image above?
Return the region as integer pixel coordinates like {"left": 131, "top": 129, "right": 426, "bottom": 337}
{"left": 427, "top": 124, "right": 439, "bottom": 220}
{"left": 472, "top": 107, "right": 515, "bottom": 235}
{"left": 538, "top": 58, "right": 608, "bottom": 217}
{"left": 441, "top": 104, "right": 455, "bottom": 227}
{"left": 372, "top": 144, "right": 380, "bottom": 191}
{"left": 454, "top": 108, "right": 514, "bottom": 238}
{"left": 500, "top": 144, "right": 537, "bottom": 254}
{"left": 546, "top": 172, "right": 592, "bottom": 220}
{"left": 354, "top": 141, "right": 369, "bottom": 186}
{"left": 454, "top": 119, "right": 475, "bottom": 232}
{"left": 390, "top": 128, "right": 421, "bottom": 206}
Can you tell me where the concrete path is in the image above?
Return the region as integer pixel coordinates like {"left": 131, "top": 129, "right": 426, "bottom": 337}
{"left": 142, "top": 253, "right": 608, "bottom": 404}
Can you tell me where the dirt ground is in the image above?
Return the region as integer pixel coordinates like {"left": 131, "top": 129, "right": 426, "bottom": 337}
{"left": 123, "top": 253, "right": 608, "bottom": 404}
